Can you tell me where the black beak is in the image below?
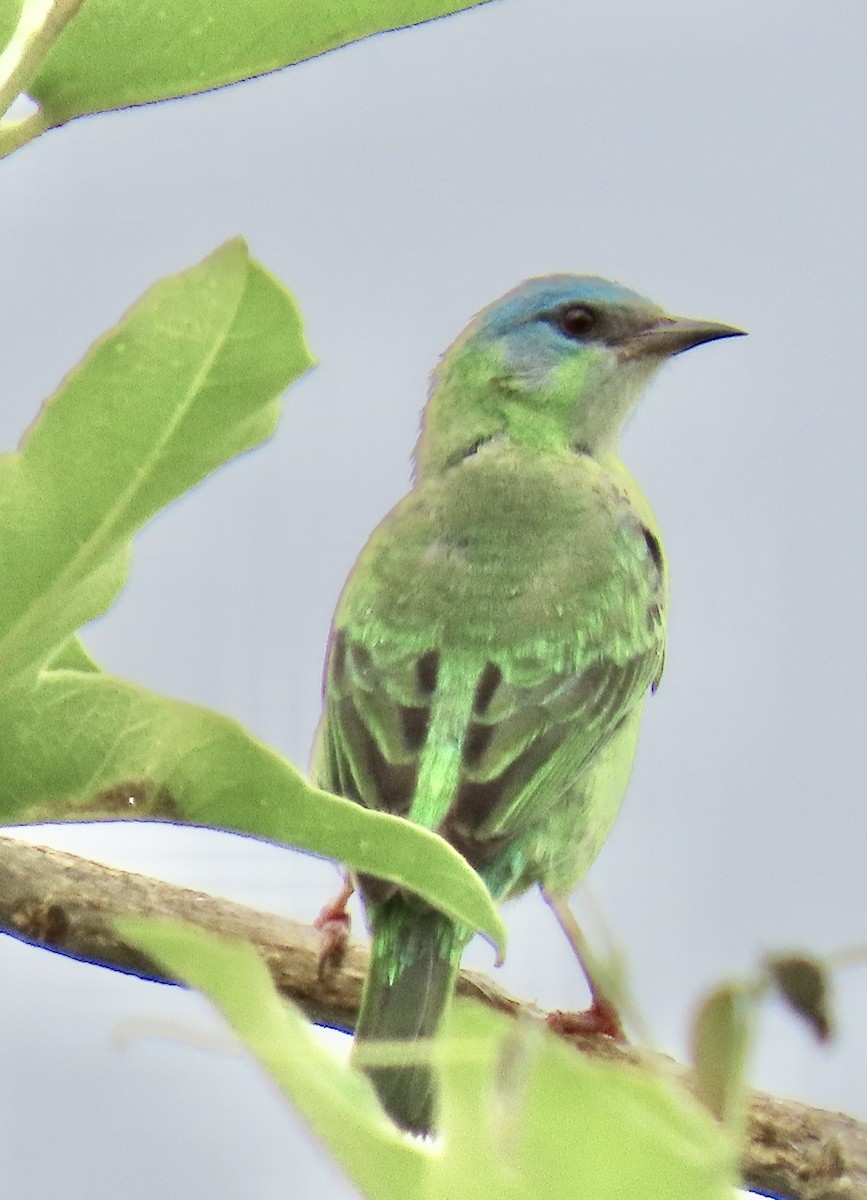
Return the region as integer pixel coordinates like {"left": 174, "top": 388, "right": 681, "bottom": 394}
{"left": 623, "top": 315, "right": 747, "bottom": 359}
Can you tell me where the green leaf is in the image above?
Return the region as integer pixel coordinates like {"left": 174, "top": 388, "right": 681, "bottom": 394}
{"left": 0, "top": 0, "right": 22, "bottom": 54}
{"left": 0, "top": 238, "right": 504, "bottom": 953}
{"left": 0, "top": 0, "right": 495, "bottom": 153}
{"left": 690, "top": 982, "right": 752, "bottom": 1128}
{"left": 0, "top": 0, "right": 80, "bottom": 142}
{"left": 434, "top": 1004, "right": 736, "bottom": 1200}
{"left": 120, "top": 918, "right": 429, "bottom": 1200}
{"left": 44, "top": 634, "right": 101, "bottom": 673}
{"left": 0, "top": 669, "right": 506, "bottom": 953}
{"left": 0, "top": 237, "right": 313, "bottom": 683}
{"left": 123, "top": 919, "right": 736, "bottom": 1200}
{"left": 765, "top": 953, "right": 834, "bottom": 1042}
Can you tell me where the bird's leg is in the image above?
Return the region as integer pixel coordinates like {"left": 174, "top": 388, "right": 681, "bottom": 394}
{"left": 314, "top": 873, "right": 354, "bottom": 978}
{"left": 541, "top": 889, "right": 625, "bottom": 1041}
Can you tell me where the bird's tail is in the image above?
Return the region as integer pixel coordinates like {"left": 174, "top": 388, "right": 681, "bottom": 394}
{"left": 353, "top": 893, "right": 462, "bottom": 1135}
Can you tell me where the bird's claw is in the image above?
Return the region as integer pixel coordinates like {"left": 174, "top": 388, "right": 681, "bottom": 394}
{"left": 314, "top": 878, "right": 354, "bottom": 979}
{"left": 546, "top": 995, "right": 626, "bottom": 1042}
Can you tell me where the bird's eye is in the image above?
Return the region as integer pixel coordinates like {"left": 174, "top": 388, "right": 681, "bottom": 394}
{"left": 556, "top": 305, "right": 596, "bottom": 340}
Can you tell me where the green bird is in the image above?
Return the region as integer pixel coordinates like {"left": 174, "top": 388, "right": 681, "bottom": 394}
{"left": 312, "top": 276, "right": 744, "bottom": 1134}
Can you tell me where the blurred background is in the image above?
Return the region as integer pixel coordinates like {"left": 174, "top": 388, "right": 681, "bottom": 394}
{"left": 1, "top": 0, "right": 866, "bottom": 1195}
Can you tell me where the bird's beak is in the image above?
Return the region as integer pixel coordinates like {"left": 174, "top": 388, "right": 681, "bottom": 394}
{"left": 622, "top": 315, "right": 747, "bottom": 360}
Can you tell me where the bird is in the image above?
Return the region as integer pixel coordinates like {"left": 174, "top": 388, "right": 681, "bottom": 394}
{"left": 311, "top": 275, "right": 744, "bottom": 1135}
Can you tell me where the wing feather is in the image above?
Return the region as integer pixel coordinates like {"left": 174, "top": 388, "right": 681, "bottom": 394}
{"left": 313, "top": 448, "right": 667, "bottom": 894}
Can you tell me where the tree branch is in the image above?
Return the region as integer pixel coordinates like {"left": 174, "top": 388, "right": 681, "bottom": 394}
{"left": 0, "top": 831, "right": 860, "bottom": 1200}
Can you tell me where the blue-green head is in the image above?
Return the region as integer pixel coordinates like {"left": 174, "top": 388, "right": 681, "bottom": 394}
{"left": 416, "top": 275, "right": 744, "bottom": 477}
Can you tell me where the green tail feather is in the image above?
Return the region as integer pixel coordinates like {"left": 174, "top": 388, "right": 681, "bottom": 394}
{"left": 354, "top": 895, "right": 462, "bottom": 1135}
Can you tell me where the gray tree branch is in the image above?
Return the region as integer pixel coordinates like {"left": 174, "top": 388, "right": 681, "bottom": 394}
{"left": 0, "top": 831, "right": 860, "bottom": 1200}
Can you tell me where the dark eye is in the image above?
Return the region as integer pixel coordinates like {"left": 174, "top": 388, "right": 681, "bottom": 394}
{"left": 556, "top": 304, "right": 596, "bottom": 340}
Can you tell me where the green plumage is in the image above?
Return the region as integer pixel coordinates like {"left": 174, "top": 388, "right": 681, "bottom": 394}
{"left": 312, "top": 276, "right": 743, "bottom": 1133}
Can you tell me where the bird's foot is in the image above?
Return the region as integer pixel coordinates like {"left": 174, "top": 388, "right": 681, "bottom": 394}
{"left": 314, "top": 876, "right": 354, "bottom": 979}
{"left": 546, "top": 994, "right": 626, "bottom": 1042}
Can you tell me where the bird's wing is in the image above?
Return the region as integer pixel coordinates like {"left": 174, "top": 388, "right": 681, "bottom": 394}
{"left": 313, "top": 450, "right": 666, "bottom": 884}
{"left": 317, "top": 624, "right": 662, "bottom": 878}
{"left": 441, "top": 640, "right": 661, "bottom": 860}
{"left": 314, "top": 627, "right": 429, "bottom": 820}
{"left": 315, "top": 599, "right": 664, "bottom": 884}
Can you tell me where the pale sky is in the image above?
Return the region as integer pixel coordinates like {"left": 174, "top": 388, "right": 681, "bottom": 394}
{"left": 2, "top": 1, "right": 866, "bottom": 1196}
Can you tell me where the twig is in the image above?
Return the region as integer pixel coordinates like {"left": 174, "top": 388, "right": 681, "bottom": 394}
{"left": 0, "top": 831, "right": 860, "bottom": 1200}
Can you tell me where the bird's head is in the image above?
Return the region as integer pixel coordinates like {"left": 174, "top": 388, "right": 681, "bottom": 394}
{"left": 415, "top": 275, "right": 744, "bottom": 477}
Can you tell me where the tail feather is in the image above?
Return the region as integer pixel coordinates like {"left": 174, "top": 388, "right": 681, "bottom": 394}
{"left": 354, "top": 896, "right": 461, "bottom": 1135}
